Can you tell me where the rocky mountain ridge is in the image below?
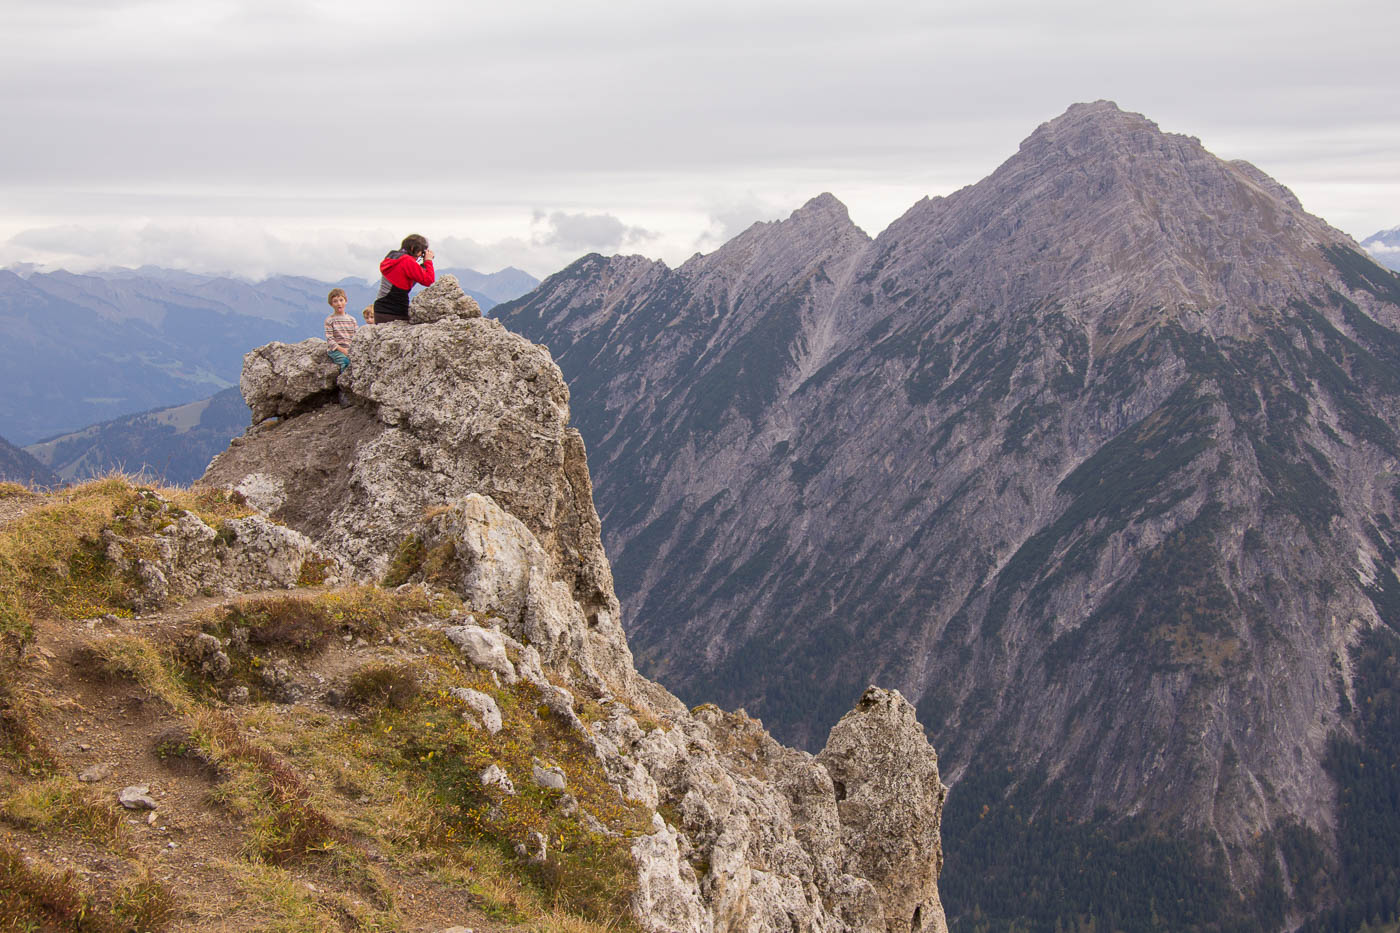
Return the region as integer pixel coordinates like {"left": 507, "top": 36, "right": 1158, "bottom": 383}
{"left": 0, "top": 433, "right": 58, "bottom": 488}
{"left": 494, "top": 101, "right": 1400, "bottom": 928}
{"left": 194, "top": 276, "right": 949, "bottom": 932}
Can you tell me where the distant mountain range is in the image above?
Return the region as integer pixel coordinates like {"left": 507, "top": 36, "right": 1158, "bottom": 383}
{"left": 23, "top": 387, "right": 248, "bottom": 486}
{"left": 1363, "top": 227, "right": 1400, "bottom": 271}
{"left": 0, "top": 264, "right": 539, "bottom": 445}
{"left": 0, "top": 433, "right": 58, "bottom": 487}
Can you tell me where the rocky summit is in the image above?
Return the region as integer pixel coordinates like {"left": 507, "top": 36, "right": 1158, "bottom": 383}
{"left": 192, "top": 274, "right": 949, "bottom": 932}
{"left": 495, "top": 101, "right": 1400, "bottom": 928}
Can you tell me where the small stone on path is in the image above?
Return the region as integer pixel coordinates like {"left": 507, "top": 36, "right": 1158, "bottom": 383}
{"left": 118, "top": 785, "right": 157, "bottom": 810}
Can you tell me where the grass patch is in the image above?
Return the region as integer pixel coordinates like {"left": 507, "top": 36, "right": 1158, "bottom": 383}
{"left": 228, "top": 858, "right": 400, "bottom": 933}
{"left": 164, "top": 485, "right": 256, "bottom": 527}
{"left": 381, "top": 534, "right": 424, "bottom": 588}
{"left": 0, "top": 481, "right": 37, "bottom": 499}
{"left": 0, "top": 845, "right": 176, "bottom": 932}
{"left": 295, "top": 555, "right": 336, "bottom": 586}
{"left": 0, "top": 679, "right": 57, "bottom": 775}
{"left": 213, "top": 586, "right": 452, "bottom": 656}
{"left": 0, "top": 476, "right": 142, "bottom": 651}
{"left": 381, "top": 532, "right": 458, "bottom": 589}
{"left": 360, "top": 659, "right": 649, "bottom": 925}
{"left": 343, "top": 662, "right": 423, "bottom": 710}
{"left": 1, "top": 775, "right": 123, "bottom": 847}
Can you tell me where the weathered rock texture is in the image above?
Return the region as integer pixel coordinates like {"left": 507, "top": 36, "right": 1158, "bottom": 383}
{"left": 100, "top": 487, "right": 344, "bottom": 611}
{"left": 203, "top": 275, "right": 947, "bottom": 932}
{"left": 493, "top": 100, "right": 1400, "bottom": 922}
{"left": 408, "top": 274, "right": 483, "bottom": 323}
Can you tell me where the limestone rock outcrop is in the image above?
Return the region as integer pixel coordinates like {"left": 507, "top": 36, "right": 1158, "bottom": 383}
{"left": 241, "top": 339, "right": 340, "bottom": 424}
{"left": 100, "top": 488, "right": 343, "bottom": 611}
{"left": 818, "top": 688, "right": 947, "bottom": 933}
{"left": 408, "top": 274, "right": 483, "bottom": 323}
{"left": 202, "top": 274, "right": 948, "bottom": 932}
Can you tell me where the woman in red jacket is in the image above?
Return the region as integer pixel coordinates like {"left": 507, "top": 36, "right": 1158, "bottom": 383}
{"left": 372, "top": 234, "right": 435, "bottom": 323}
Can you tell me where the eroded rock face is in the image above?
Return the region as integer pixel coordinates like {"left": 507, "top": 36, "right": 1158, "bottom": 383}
{"left": 204, "top": 275, "right": 948, "bottom": 932}
{"left": 409, "top": 274, "right": 483, "bottom": 323}
{"left": 409, "top": 494, "right": 635, "bottom": 693}
{"left": 241, "top": 339, "right": 340, "bottom": 424}
{"left": 103, "top": 489, "right": 342, "bottom": 611}
{"left": 818, "top": 688, "right": 947, "bottom": 933}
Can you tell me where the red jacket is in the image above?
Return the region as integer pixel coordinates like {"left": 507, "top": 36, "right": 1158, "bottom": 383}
{"left": 379, "top": 251, "right": 435, "bottom": 289}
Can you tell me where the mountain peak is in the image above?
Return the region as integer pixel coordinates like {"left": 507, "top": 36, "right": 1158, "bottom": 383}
{"left": 1018, "top": 100, "right": 1184, "bottom": 163}
{"left": 793, "top": 191, "right": 851, "bottom": 221}
{"left": 890, "top": 100, "right": 1355, "bottom": 327}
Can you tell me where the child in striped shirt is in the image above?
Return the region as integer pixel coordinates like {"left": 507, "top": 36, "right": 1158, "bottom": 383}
{"left": 324, "top": 288, "right": 357, "bottom": 372}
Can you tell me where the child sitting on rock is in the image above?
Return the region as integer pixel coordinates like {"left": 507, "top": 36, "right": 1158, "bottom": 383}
{"left": 323, "top": 288, "right": 357, "bottom": 372}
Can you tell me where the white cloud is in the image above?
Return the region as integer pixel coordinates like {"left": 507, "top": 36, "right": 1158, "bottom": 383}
{"left": 0, "top": 212, "right": 673, "bottom": 282}
{"left": 529, "top": 211, "right": 659, "bottom": 252}
{"left": 1, "top": 0, "right": 1397, "bottom": 271}
{"left": 694, "top": 195, "right": 790, "bottom": 249}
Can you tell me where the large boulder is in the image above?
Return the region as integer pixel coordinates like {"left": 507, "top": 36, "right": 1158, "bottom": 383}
{"left": 99, "top": 489, "right": 344, "bottom": 611}
{"left": 207, "top": 316, "right": 612, "bottom": 615}
{"left": 241, "top": 339, "right": 340, "bottom": 423}
{"left": 409, "top": 274, "right": 482, "bottom": 323}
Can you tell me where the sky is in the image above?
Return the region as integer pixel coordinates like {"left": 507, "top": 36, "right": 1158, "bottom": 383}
{"left": 2, "top": 0, "right": 1397, "bottom": 281}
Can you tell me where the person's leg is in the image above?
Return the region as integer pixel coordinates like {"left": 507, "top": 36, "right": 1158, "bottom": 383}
{"left": 328, "top": 350, "right": 350, "bottom": 372}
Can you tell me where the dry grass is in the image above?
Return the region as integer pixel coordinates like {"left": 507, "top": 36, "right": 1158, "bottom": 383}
{"left": 381, "top": 532, "right": 459, "bottom": 588}
{"left": 0, "top": 477, "right": 273, "bottom": 656}
{"left": 0, "top": 845, "right": 176, "bottom": 932}
{"left": 348, "top": 649, "right": 649, "bottom": 925}
{"left": 0, "top": 679, "right": 57, "bottom": 775}
{"left": 0, "top": 476, "right": 142, "bottom": 650}
{"left": 343, "top": 661, "right": 423, "bottom": 710}
{"left": 0, "top": 775, "right": 124, "bottom": 847}
{"left": 0, "top": 481, "right": 38, "bottom": 499}
{"left": 162, "top": 485, "right": 256, "bottom": 526}
{"left": 212, "top": 585, "right": 455, "bottom": 655}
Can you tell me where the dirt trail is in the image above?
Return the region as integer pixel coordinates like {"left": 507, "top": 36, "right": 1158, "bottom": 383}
{"left": 11, "top": 587, "right": 516, "bottom": 932}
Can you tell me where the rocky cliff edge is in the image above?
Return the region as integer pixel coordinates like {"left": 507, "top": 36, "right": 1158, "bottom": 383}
{"left": 200, "top": 275, "right": 948, "bottom": 933}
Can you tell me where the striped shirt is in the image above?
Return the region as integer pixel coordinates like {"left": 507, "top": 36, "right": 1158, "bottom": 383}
{"left": 324, "top": 313, "right": 358, "bottom": 351}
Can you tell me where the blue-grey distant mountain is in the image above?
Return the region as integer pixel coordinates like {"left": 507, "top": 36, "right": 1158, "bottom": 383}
{"left": 497, "top": 102, "right": 1400, "bottom": 930}
{"left": 0, "top": 433, "right": 58, "bottom": 488}
{"left": 0, "top": 264, "right": 539, "bottom": 444}
{"left": 1363, "top": 227, "right": 1400, "bottom": 271}
{"left": 24, "top": 387, "right": 248, "bottom": 486}
{"left": 440, "top": 266, "right": 540, "bottom": 304}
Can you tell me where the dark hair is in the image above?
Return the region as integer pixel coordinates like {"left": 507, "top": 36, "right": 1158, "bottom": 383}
{"left": 401, "top": 234, "right": 429, "bottom": 258}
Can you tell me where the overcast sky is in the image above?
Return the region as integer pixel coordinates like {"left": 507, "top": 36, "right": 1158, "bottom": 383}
{"left": 2, "top": 0, "right": 1397, "bottom": 281}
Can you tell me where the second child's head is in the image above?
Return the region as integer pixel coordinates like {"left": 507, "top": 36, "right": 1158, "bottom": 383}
{"left": 327, "top": 288, "right": 348, "bottom": 313}
{"left": 401, "top": 234, "right": 429, "bottom": 259}
{"left": 362, "top": 307, "right": 374, "bottom": 324}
